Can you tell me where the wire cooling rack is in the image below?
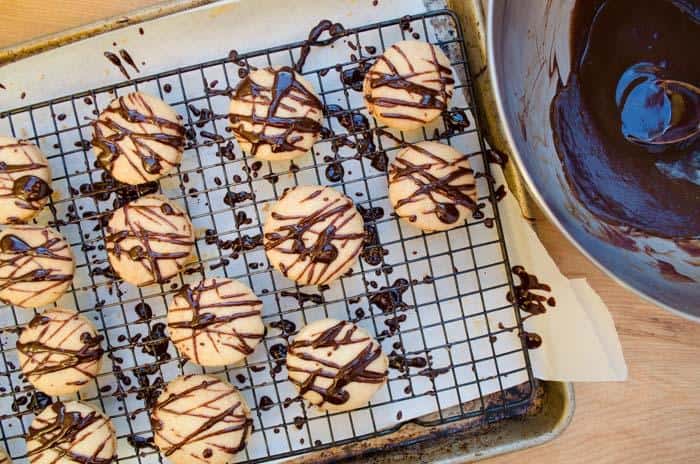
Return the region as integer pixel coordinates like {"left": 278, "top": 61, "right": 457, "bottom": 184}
{"left": 0, "top": 9, "right": 535, "bottom": 463}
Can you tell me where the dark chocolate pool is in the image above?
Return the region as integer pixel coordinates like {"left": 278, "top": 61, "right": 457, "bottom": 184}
{"left": 551, "top": 0, "right": 699, "bottom": 238}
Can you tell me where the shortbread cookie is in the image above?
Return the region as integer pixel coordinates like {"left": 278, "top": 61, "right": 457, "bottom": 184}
{"left": 151, "top": 374, "right": 252, "bottom": 464}
{"left": 0, "top": 136, "right": 52, "bottom": 224}
{"left": 230, "top": 66, "right": 323, "bottom": 161}
{"left": 388, "top": 141, "right": 477, "bottom": 231}
{"left": 105, "top": 194, "right": 194, "bottom": 286}
{"left": 287, "top": 318, "right": 388, "bottom": 412}
{"left": 0, "top": 449, "right": 9, "bottom": 464}
{"left": 0, "top": 226, "right": 75, "bottom": 308}
{"left": 26, "top": 401, "right": 117, "bottom": 464}
{"left": 167, "top": 278, "right": 264, "bottom": 366}
{"left": 17, "top": 308, "right": 103, "bottom": 396}
{"left": 263, "top": 185, "right": 365, "bottom": 285}
{"left": 363, "top": 40, "right": 454, "bottom": 130}
{"left": 92, "top": 91, "right": 185, "bottom": 185}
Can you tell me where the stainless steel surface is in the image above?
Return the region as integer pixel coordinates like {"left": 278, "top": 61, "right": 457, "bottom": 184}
{"left": 488, "top": 1, "right": 700, "bottom": 319}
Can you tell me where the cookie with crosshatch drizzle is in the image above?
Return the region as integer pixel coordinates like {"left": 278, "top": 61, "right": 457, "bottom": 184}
{"left": 363, "top": 40, "right": 454, "bottom": 131}
{"left": 286, "top": 318, "right": 388, "bottom": 413}
{"left": 167, "top": 278, "right": 265, "bottom": 366}
{"left": 0, "top": 136, "right": 52, "bottom": 224}
{"left": 388, "top": 141, "right": 477, "bottom": 232}
{"left": 26, "top": 401, "right": 117, "bottom": 464}
{"left": 263, "top": 185, "right": 365, "bottom": 285}
{"left": 151, "top": 374, "right": 252, "bottom": 464}
{"left": 92, "top": 91, "right": 185, "bottom": 185}
{"left": 17, "top": 308, "right": 103, "bottom": 396}
{"left": 105, "top": 194, "right": 194, "bottom": 286}
{"left": 229, "top": 66, "right": 324, "bottom": 161}
{"left": 0, "top": 226, "right": 75, "bottom": 308}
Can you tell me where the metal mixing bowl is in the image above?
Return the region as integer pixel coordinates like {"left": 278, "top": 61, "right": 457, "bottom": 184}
{"left": 487, "top": 1, "right": 700, "bottom": 319}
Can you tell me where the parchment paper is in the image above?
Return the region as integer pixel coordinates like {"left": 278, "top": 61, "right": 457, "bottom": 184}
{"left": 0, "top": 0, "right": 626, "bottom": 462}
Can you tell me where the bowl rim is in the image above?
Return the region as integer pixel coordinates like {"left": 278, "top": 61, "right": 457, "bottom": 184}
{"left": 486, "top": 1, "right": 699, "bottom": 322}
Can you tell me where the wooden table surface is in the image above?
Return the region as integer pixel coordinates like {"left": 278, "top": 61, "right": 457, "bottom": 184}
{"left": 1, "top": 2, "right": 699, "bottom": 463}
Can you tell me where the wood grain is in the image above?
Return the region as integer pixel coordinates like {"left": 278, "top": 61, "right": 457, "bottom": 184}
{"left": 2, "top": 2, "right": 699, "bottom": 463}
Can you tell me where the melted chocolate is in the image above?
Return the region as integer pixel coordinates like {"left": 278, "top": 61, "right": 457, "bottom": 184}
{"left": 104, "top": 51, "right": 130, "bottom": 79}
{"left": 369, "top": 278, "right": 409, "bottom": 313}
{"left": 506, "top": 265, "right": 556, "bottom": 350}
{"left": 287, "top": 321, "right": 386, "bottom": 407}
{"left": 551, "top": 0, "right": 700, "bottom": 237}
{"left": 12, "top": 175, "right": 52, "bottom": 203}
{"left": 295, "top": 20, "right": 347, "bottom": 73}
{"left": 230, "top": 67, "right": 323, "bottom": 156}
{"left": 27, "top": 402, "right": 114, "bottom": 464}
{"left": 92, "top": 93, "right": 185, "bottom": 182}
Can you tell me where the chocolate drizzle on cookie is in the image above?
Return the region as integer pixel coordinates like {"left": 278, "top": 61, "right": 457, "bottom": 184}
{"left": 264, "top": 187, "right": 365, "bottom": 285}
{"left": 151, "top": 376, "right": 252, "bottom": 456}
{"left": 27, "top": 402, "right": 115, "bottom": 464}
{"left": 105, "top": 197, "right": 193, "bottom": 285}
{"left": 17, "top": 312, "right": 103, "bottom": 382}
{"left": 230, "top": 66, "right": 323, "bottom": 156}
{"left": 287, "top": 320, "right": 386, "bottom": 407}
{"left": 389, "top": 142, "right": 477, "bottom": 224}
{"left": 364, "top": 41, "right": 454, "bottom": 125}
{"left": 92, "top": 92, "right": 185, "bottom": 183}
{"left": 0, "top": 229, "right": 73, "bottom": 306}
{"left": 168, "top": 279, "right": 263, "bottom": 364}
{"left": 0, "top": 140, "right": 52, "bottom": 215}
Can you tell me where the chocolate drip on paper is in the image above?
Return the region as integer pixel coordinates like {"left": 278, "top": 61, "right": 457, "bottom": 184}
{"left": 92, "top": 93, "right": 185, "bottom": 183}
{"left": 287, "top": 320, "right": 386, "bottom": 407}
{"left": 230, "top": 66, "right": 323, "bottom": 156}
{"left": 150, "top": 377, "right": 251, "bottom": 456}
{"left": 18, "top": 312, "right": 103, "bottom": 380}
{"left": 168, "top": 280, "right": 263, "bottom": 364}
{"left": 264, "top": 188, "right": 365, "bottom": 285}
{"left": 364, "top": 42, "right": 454, "bottom": 124}
{"left": 27, "top": 402, "right": 115, "bottom": 464}
{"left": 388, "top": 141, "right": 477, "bottom": 224}
{"left": 105, "top": 199, "right": 193, "bottom": 285}
{"left": 506, "top": 265, "right": 557, "bottom": 350}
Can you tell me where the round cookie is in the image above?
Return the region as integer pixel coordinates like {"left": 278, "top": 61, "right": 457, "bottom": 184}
{"left": 167, "top": 278, "right": 265, "bottom": 366}
{"left": 0, "top": 136, "right": 52, "bottom": 224}
{"left": 0, "top": 449, "right": 9, "bottom": 464}
{"left": 0, "top": 226, "right": 75, "bottom": 308}
{"left": 263, "top": 185, "right": 365, "bottom": 285}
{"left": 363, "top": 40, "right": 454, "bottom": 130}
{"left": 151, "top": 374, "right": 252, "bottom": 464}
{"left": 92, "top": 91, "right": 185, "bottom": 185}
{"left": 388, "top": 141, "right": 477, "bottom": 232}
{"left": 287, "top": 318, "right": 388, "bottom": 413}
{"left": 229, "top": 66, "right": 323, "bottom": 161}
{"left": 26, "top": 401, "right": 117, "bottom": 464}
{"left": 105, "top": 194, "right": 194, "bottom": 286}
{"left": 18, "top": 308, "right": 103, "bottom": 396}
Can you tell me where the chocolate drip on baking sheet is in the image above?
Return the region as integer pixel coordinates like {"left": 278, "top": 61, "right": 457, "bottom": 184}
{"left": 105, "top": 199, "right": 193, "bottom": 285}
{"left": 104, "top": 51, "right": 130, "bottom": 80}
{"left": 151, "top": 377, "right": 251, "bottom": 456}
{"left": 287, "top": 320, "right": 386, "bottom": 407}
{"left": 168, "top": 280, "right": 263, "bottom": 364}
{"left": 92, "top": 93, "right": 185, "bottom": 183}
{"left": 388, "top": 141, "right": 477, "bottom": 224}
{"left": 295, "top": 19, "right": 347, "bottom": 73}
{"left": 27, "top": 402, "right": 115, "bottom": 464}
{"left": 230, "top": 66, "right": 323, "bottom": 156}
{"left": 264, "top": 189, "right": 366, "bottom": 285}
{"left": 364, "top": 41, "right": 454, "bottom": 124}
{"left": 17, "top": 313, "right": 103, "bottom": 380}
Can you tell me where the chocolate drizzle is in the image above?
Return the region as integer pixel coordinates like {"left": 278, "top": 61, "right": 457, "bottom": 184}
{"left": 364, "top": 41, "right": 454, "bottom": 125}
{"left": 287, "top": 320, "right": 387, "bottom": 407}
{"left": 0, "top": 139, "right": 51, "bottom": 216}
{"left": 167, "top": 279, "right": 264, "bottom": 364}
{"left": 150, "top": 376, "right": 252, "bottom": 457}
{"left": 264, "top": 187, "right": 366, "bottom": 285}
{"left": 506, "top": 265, "right": 556, "bottom": 350}
{"left": 295, "top": 20, "right": 347, "bottom": 73}
{"left": 230, "top": 66, "right": 323, "bottom": 156}
{"left": 92, "top": 92, "right": 185, "bottom": 183}
{"left": 105, "top": 196, "right": 193, "bottom": 285}
{"left": 27, "top": 401, "right": 115, "bottom": 464}
{"left": 389, "top": 141, "right": 477, "bottom": 225}
{"left": 17, "top": 312, "right": 103, "bottom": 382}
